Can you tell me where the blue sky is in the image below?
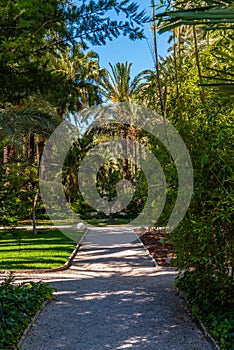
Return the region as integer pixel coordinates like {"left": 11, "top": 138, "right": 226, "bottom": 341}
{"left": 89, "top": 0, "right": 169, "bottom": 77}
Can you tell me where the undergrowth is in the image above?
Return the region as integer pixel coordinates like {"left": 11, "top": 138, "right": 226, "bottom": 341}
{"left": 0, "top": 273, "right": 54, "bottom": 349}
{"left": 176, "top": 271, "right": 234, "bottom": 350}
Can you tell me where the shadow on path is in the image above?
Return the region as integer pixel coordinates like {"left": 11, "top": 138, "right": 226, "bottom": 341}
{"left": 17, "top": 227, "right": 211, "bottom": 350}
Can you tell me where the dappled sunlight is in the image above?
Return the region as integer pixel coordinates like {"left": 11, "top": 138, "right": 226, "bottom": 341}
{"left": 0, "top": 260, "right": 177, "bottom": 284}
{"left": 53, "top": 290, "right": 77, "bottom": 296}
{"left": 7, "top": 228, "right": 208, "bottom": 350}
{"left": 74, "top": 289, "right": 153, "bottom": 303}
{"left": 117, "top": 336, "right": 151, "bottom": 349}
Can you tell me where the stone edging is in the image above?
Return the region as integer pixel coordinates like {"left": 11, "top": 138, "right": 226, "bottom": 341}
{"left": 135, "top": 232, "right": 158, "bottom": 267}
{"left": 177, "top": 288, "right": 220, "bottom": 350}
{"left": 137, "top": 232, "right": 219, "bottom": 350}
{"left": 196, "top": 320, "right": 220, "bottom": 350}
{"left": 0, "top": 229, "right": 88, "bottom": 275}
{"left": 16, "top": 299, "right": 52, "bottom": 349}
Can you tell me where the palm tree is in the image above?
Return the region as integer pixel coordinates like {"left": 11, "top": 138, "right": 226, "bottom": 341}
{"left": 52, "top": 45, "right": 105, "bottom": 115}
{"left": 0, "top": 104, "right": 60, "bottom": 233}
{"left": 100, "top": 62, "right": 145, "bottom": 180}
{"left": 100, "top": 62, "right": 143, "bottom": 103}
{"left": 156, "top": 0, "right": 234, "bottom": 96}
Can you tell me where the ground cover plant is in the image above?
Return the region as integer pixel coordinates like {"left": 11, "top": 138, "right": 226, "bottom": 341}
{"left": 0, "top": 229, "right": 80, "bottom": 270}
{"left": 0, "top": 274, "right": 54, "bottom": 349}
{"left": 176, "top": 272, "right": 234, "bottom": 350}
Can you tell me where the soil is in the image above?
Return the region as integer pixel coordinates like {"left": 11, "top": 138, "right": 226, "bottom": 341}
{"left": 139, "top": 229, "right": 175, "bottom": 267}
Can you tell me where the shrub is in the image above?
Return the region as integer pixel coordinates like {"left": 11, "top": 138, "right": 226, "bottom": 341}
{"left": 0, "top": 274, "right": 54, "bottom": 349}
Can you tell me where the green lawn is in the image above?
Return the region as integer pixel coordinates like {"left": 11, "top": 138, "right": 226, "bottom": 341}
{"left": 0, "top": 228, "right": 82, "bottom": 270}
{"left": 19, "top": 218, "right": 78, "bottom": 226}
{"left": 84, "top": 217, "right": 131, "bottom": 226}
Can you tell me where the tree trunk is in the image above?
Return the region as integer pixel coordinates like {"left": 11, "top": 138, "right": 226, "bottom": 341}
{"left": 152, "top": 0, "right": 165, "bottom": 118}
{"left": 32, "top": 189, "right": 40, "bottom": 235}
{"left": 130, "top": 126, "right": 138, "bottom": 183}
{"left": 36, "top": 138, "right": 45, "bottom": 166}
{"left": 31, "top": 137, "right": 45, "bottom": 234}
{"left": 9, "top": 145, "right": 16, "bottom": 159}
{"left": 121, "top": 127, "right": 129, "bottom": 180}
{"left": 3, "top": 145, "right": 16, "bottom": 163}
{"left": 3, "top": 146, "right": 10, "bottom": 163}
{"left": 23, "top": 135, "right": 28, "bottom": 159}
{"left": 173, "top": 29, "right": 180, "bottom": 106}
{"left": 28, "top": 132, "right": 35, "bottom": 163}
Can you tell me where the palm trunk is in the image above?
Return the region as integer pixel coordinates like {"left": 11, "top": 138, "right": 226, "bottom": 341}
{"left": 152, "top": 0, "right": 165, "bottom": 118}
{"left": 9, "top": 145, "right": 16, "bottom": 159}
{"left": 28, "top": 132, "right": 35, "bottom": 163}
{"left": 3, "top": 146, "right": 10, "bottom": 163}
{"left": 121, "top": 127, "right": 129, "bottom": 180}
{"left": 32, "top": 189, "right": 39, "bottom": 235}
{"left": 130, "top": 126, "right": 137, "bottom": 183}
{"left": 23, "top": 135, "right": 28, "bottom": 159}
{"left": 36, "top": 138, "right": 45, "bottom": 166}
{"left": 3, "top": 145, "right": 16, "bottom": 163}
{"left": 173, "top": 29, "right": 180, "bottom": 106}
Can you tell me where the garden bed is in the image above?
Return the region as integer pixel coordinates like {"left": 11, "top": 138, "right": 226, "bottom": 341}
{"left": 139, "top": 228, "right": 175, "bottom": 266}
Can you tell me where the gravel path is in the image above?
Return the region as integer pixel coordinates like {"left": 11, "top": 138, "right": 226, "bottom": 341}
{"left": 18, "top": 226, "right": 211, "bottom": 350}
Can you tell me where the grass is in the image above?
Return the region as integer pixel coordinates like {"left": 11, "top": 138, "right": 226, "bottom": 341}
{"left": 84, "top": 217, "right": 131, "bottom": 226}
{"left": 0, "top": 228, "right": 82, "bottom": 270}
{"left": 19, "top": 218, "right": 78, "bottom": 226}
{"left": 19, "top": 217, "right": 132, "bottom": 227}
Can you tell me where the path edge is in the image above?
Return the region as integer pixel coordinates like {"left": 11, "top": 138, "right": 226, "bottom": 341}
{"left": 133, "top": 230, "right": 158, "bottom": 267}
{"left": 16, "top": 299, "right": 52, "bottom": 349}
{"left": 196, "top": 320, "right": 220, "bottom": 350}
{"left": 176, "top": 289, "right": 220, "bottom": 350}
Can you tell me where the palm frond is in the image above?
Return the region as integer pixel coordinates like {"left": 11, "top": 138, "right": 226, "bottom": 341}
{"left": 0, "top": 105, "right": 59, "bottom": 145}
{"left": 157, "top": 6, "right": 234, "bottom": 33}
{"left": 155, "top": 1, "right": 234, "bottom": 97}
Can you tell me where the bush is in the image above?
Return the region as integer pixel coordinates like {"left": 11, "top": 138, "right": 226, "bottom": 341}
{"left": 176, "top": 271, "right": 234, "bottom": 350}
{"left": 0, "top": 274, "right": 54, "bottom": 349}
{"left": 170, "top": 107, "right": 234, "bottom": 350}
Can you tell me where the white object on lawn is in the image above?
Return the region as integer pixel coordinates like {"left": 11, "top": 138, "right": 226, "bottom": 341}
{"left": 77, "top": 222, "right": 86, "bottom": 230}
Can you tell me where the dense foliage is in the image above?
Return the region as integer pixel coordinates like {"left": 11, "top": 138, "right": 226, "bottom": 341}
{"left": 146, "top": 1, "right": 234, "bottom": 348}
{"left": 0, "top": 274, "right": 53, "bottom": 349}
{"left": 0, "top": 0, "right": 147, "bottom": 105}
{"left": 0, "top": 0, "right": 147, "bottom": 228}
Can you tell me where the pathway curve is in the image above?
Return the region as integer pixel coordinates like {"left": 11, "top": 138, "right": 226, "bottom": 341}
{"left": 18, "top": 226, "right": 211, "bottom": 350}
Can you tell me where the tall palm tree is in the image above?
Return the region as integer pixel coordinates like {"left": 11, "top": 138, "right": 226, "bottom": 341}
{"left": 100, "top": 62, "right": 145, "bottom": 180}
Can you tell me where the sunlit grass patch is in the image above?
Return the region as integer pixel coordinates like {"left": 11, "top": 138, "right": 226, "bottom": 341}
{"left": 0, "top": 229, "right": 82, "bottom": 270}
